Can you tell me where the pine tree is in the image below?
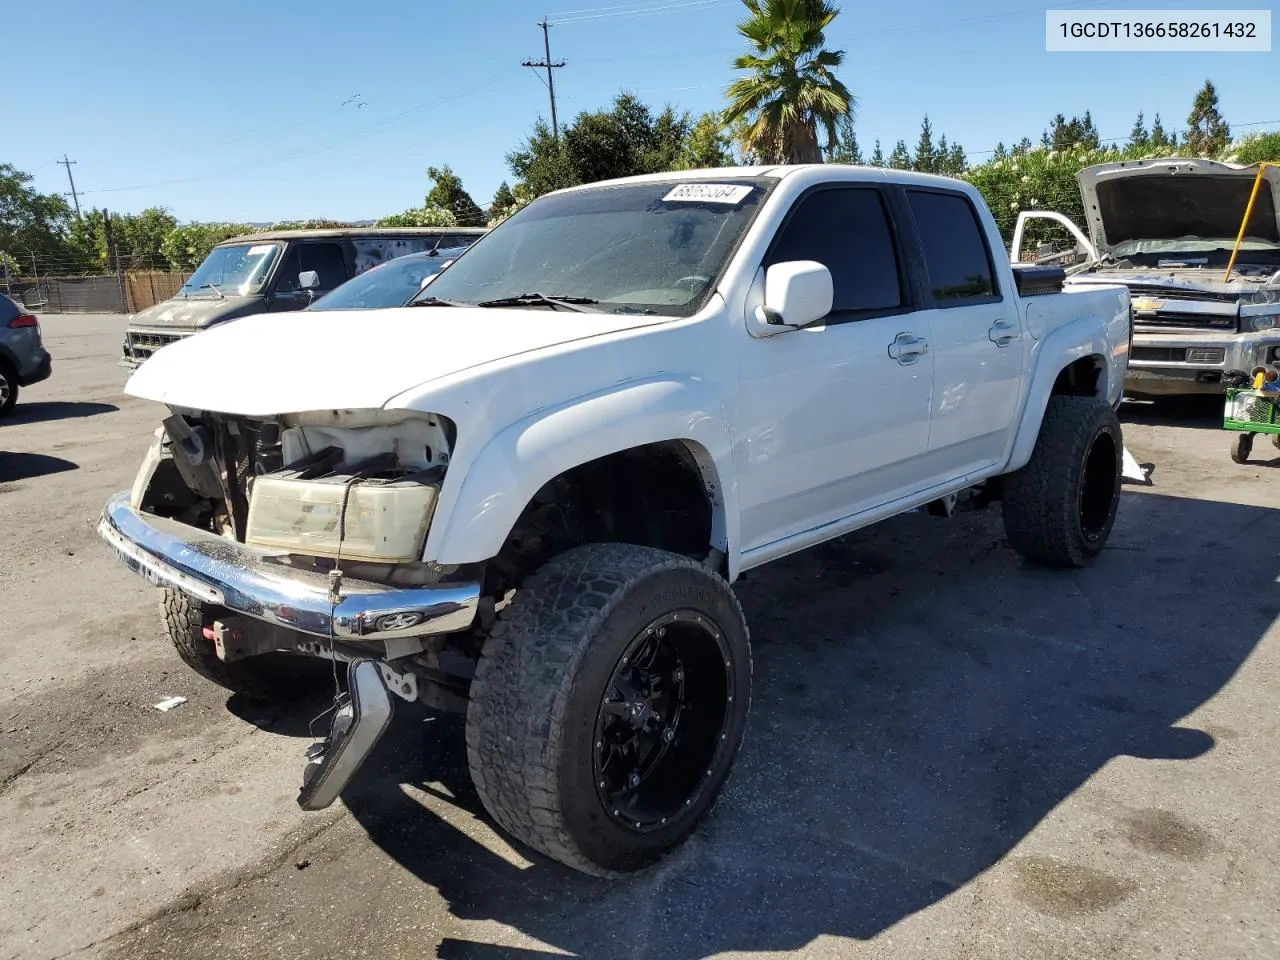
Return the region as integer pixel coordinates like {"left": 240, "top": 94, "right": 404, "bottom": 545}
{"left": 1150, "top": 113, "right": 1176, "bottom": 150}
{"left": 947, "top": 141, "right": 967, "bottom": 175}
{"left": 993, "top": 142, "right": 1009, "bottom": 160}
{"left": 826, "top": 113, "right": 863, "bottom": 164}
{"left": 914, "top": 115, "right": 936, "bottom": 173}
{"left": 1013, "top": 137, "right": 1033, "bottom": 157}
{"left": 490, "top": 181, "right": 517, "bottom": 221}
{"left": 1186, "top": 79, "right": 1231, "bottom": 156}
{"left": 869, "top": 139, "right": 885, "bottom": 166}
{"left": 888, "top": 139, "right": 912, "bottom": 169}
{"left": 1129, "top": 111, "right": 1150, "bottom": 149}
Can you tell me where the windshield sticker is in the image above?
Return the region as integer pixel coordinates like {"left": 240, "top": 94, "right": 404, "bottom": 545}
{"left": 247, "top": 244, "right": 275, "bottom": 256}
{"left": 662, "top": 183, "right": 753, "bottom": 205}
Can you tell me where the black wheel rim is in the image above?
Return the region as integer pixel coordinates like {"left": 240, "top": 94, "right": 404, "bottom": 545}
{"left": 592, "top": 609, "right": 734, "bottom": 833}
{"left": 1079, "top": 427, "right": 1119, "bottom": 542}
{"left": 0, "top": 372, "right": 9, "bottom": 407}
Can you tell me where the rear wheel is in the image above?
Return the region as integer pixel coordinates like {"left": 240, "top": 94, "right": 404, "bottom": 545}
{"left": 162, "top": 590, "right": 330, "bottom": 702}
{"left": 466, "top": 542, "right": 752, "bottom": 877}
{"left": 0, "top": 360, "right": 17, "bottom": 418}
{"left": 1002, "top": 395, "right": 1122, "bottom": 567}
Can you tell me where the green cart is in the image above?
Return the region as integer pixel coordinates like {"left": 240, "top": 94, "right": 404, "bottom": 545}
{"left": 1223, "top": 387, "right": 1280, "bottom": 463}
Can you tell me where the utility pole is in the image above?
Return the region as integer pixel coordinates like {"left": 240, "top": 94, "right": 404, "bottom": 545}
{"left": 57, "top": 154, "right": 81, "bottom": 218}
{"left": 522, "top": 18, "right": 565, "bottom": 138}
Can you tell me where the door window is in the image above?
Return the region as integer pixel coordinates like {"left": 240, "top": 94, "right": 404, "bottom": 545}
{"left": 275, "top": 242, "right": 349, "bottom": 293}
{"left": 766, "top": 187, "right": 904, "bottom": 319}
{"left": 906, "top": 190, "right": 1000, "bottom": 305}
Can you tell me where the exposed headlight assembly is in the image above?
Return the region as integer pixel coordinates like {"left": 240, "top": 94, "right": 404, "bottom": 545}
{"left": 245, "top": 476, "right": 439, "bottom": 562}
{"left": 1249, "top": 313, "right": 1279, "bottom": 332}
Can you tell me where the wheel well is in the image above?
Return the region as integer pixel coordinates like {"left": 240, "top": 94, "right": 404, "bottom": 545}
{"left": 487, "top": 441, "right": 719, "bottom": 594}
{"left": 1051, "top": 355, "right": 1105, "bottom": 398}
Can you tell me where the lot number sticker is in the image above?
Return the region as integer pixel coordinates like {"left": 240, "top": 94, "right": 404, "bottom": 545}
{"left": 663, "top": 183, "right": 754, "bottom": 205}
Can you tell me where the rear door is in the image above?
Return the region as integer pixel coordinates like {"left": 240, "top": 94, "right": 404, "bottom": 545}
{"left": 902, "top": 187, "right": 1025, "bottom": 481}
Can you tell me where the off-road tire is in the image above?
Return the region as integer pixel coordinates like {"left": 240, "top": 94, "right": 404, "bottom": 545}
{"left": 1002, "top": 395, "right": 1122, "bottom": 568}
{"left": 466, "top": 542, "right": 752, "bottom": 877}
{"left": 162, "top": 589, "right": 329, "bottom": 702}
{"left": 0, "top": 360, "right": 17, "bottom": 418}
{"left": 1231, "top": 433, "right": 1254, "bottom": 464}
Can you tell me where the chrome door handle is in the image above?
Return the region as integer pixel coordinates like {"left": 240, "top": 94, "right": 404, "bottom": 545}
{"left": 888, "top": 332, "right": 928, "bottom": 365}
{"left": 989, "top": 319, "right": 1019, "bottom": 346}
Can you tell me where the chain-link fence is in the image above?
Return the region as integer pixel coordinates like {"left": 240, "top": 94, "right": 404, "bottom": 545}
{"left": 1, "top": 252, "right": 190, "bottom": 314}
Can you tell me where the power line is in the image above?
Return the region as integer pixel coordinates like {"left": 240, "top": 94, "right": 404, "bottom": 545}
{"left": 57, "top": 155, "right": 81, "bottom": 218}
{"left": 549, "top": 0, "right": 725, "bottom": 24}
{"left": 522, "top": 19, "right": 566, "bottom": 138}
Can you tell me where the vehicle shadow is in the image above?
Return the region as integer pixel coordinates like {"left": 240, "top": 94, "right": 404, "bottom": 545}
{"left": 332, "top": 489, "right": 1279, "bottom": 959}
{"left": 0, "top": 451, "right": 79, "bottom": 483}
{"left": 1120, "top": 395, "right": 1221, "bottom": 430}
{"left": 2, "top": 400, "right": 118, "bottom": 426}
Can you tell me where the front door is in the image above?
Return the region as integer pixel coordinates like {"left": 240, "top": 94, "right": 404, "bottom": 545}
{"left": 268, "top": 241, "right": 351, "bottom": 311}
{"left": 903, "top": 188, "right": 1025, "bottom": 480}
{"left": 735, "top": 185, "right": 935, "bottom": 554}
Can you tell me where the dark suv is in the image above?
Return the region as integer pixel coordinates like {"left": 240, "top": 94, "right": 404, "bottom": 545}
{"left": 0, "top": 294, "right": 52, "bottom": 418}
{"left": 120, "top": 226, "right": 487, "bottom": 368}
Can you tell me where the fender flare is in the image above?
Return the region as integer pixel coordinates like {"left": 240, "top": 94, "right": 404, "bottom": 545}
{"left": 425, "top": 375, "right": 738, "bottom": 573}
{"left": 1005, "top": 313, "right": 1113, "bottom": 474}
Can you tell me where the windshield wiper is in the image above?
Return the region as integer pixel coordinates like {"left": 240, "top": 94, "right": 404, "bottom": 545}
{"left": 409, "top": 296, "right": 472, "bottom": 308}
{"left": 197, "top": 282, "right": 226, "bottom": 300}
{"left": 475, "top": 293, "right": 602, "bottom": 313}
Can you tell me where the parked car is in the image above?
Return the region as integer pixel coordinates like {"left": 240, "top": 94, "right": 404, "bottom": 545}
{"left": 1013, "top": 158, "right": 1280, "bottom": 397}
{"left": 100, "top": 164, "right": 1130, "bottom": 878}
{"left": 119, "top": 227, "right": 487, "bottom": 368}
{"left": 304, "top": 246, "right": 472, "bottom": 312}
{"left": 0, "top": 293, "right": 52, "bottom": 418}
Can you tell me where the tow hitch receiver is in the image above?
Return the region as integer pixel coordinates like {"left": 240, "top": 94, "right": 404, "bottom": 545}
{"left": 298, "top": 659, "right": 394, "bottom": 811}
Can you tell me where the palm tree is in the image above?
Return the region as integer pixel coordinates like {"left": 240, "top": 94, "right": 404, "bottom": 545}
{"left": 722, "top": 0, "right": 854, "bottom": 164}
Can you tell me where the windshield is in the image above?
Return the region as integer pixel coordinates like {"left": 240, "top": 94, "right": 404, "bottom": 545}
{"left": 180, "top": 242, "right": 280, "bottom": 297}
{"left": 409, "top": 178, "right": 773, "bottom": 316}
{"left": 308, "top": 250, "right": 463, "bottom": 311}
{"left": 1097, "top": 175, "right": 1280, "bottom": 259}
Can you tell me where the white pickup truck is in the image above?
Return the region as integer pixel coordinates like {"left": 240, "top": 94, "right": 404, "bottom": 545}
{"left": 99, "top": 164, "right": 1131, "bottom": 877}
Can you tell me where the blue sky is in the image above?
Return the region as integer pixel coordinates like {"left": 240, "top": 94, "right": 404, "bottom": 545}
{"left": 9, "top": 0, "right": 1277, "bottom": 223}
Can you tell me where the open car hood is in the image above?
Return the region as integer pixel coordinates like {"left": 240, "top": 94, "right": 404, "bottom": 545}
{"left": 124, "top": 306, "right": 667, "bottom": 417}
{"left": 1077, "top": 158, "right": 1280, "bottom": 259}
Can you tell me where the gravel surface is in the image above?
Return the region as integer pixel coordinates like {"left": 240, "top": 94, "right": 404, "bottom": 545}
{"left": 1, "top": 313, "right": 1276, "bottom": 960}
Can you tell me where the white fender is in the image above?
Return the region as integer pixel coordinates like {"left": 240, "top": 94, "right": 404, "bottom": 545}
{"left": 1005, "top": 312, "right": 1114, "bottom": 473}
{"left": 425, "top": 375, "right": 739, "bottom": 575}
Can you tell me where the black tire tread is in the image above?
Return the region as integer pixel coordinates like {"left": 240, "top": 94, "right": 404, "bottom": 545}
{"left": 162, "top": 589, "right": 317, "bottom": 702}
{"left": 0, "top": 358, "right": 17, "bottom": 418}
{"left": 1002, "top": 395, "right": 1121, "bottom": 567}
{"left": 465, "top": 542, "right": 749, "bottom": 877}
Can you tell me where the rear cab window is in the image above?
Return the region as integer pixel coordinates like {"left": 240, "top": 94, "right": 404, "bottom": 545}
{"left": 766, "top": 186, "right": 907, "bottom": 321}
{"left": 905, "top": 190, "right": 1001, "bottom": 305}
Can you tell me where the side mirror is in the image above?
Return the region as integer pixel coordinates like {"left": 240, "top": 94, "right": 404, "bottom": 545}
{"left": 755, "top": 260, "right": 833, "bottom": 328}
{"left": 298, "top": 270, "right": 320, "bottom": 291}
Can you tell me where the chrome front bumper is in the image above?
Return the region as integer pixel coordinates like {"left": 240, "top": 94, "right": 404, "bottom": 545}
{"left": 98, "top": 492, "right": 479, "bottom": 642}
{"left": 1125, "top": 330, "right": 1280, "bottom": 395}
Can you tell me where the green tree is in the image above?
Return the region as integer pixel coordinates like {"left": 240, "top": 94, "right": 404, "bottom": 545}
{"left": 489, "top": 182, "right": 518, "bottom": 221}
{"left": 869, "top": 139, "right": 885, "bottom": 166}
{"left": 680, "top": 112, "right": 734, "bottom": 169}
{"left": 425, "top": 165, "right": 485, "bottom": 226}
{"left": 268, "top": 219, "right": 352, "bottom": 231}
{"left": 1042, "top": 111, "right": 1100, "bottom": 150}
{"left": 1012, "top": 137, "right": 1034, "bottom": 157}
{"left": 374, "top": 206, "right": 457, "bottom": 228}
{"left": 992, "top": 142, "right": 1009, "bottom": 160}
{"left": 722, "top": 0, "right": 855, "bottom": 164}
{"left": 1150, "top": 113, "right": 1177, "bottom": 150}
{"left": 888, "top": 139, "right": 912, "bottom": 169}
{"left": 913, "top": 115, "right": 937, "bottom": 173}
{"left": 0, "top": 163, "right": 75, "bottom": 264}
{"left": 825, "top": 113, "right": 862, "bottom": 164}
{"left": 507, "top": 118, "right": 576, "bottom": 198}
{"left": 1230, "top": 131, "right": 1280, "bottom": 165}
{"left": 1185, "top": 80, "right": 1231, "bottom": 156}
{"left": 160, "top": 222, "right": 256, "bottom": 271}
{"left": 1129, "top": 111, "right": 1150, "bottom": 150}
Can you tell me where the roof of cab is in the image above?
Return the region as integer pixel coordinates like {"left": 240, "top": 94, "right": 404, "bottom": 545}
{"left": 548, "top": 162, "right": 977, "bottom": 194}
{"left": 215, "top": 226, "right": 489, "bottom": 246}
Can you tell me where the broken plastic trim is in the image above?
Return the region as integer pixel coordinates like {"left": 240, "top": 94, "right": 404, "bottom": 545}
{"left": 298, "top": 659, "right": 394, "bottom": 811}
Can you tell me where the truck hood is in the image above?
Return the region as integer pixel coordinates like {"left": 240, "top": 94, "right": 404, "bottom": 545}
{"left": 124, "top": 306, "right": 669, "bottom": 416}
{"left": 1077, "top": 159, "right": 1280, "bottom": 260}
{"left": 129, "top": 295, "right": 265, "bottom": 331}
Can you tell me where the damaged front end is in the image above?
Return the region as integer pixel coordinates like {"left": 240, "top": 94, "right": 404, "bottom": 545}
{"left": 100, "top": 407, "right": 483, "bottom": 807}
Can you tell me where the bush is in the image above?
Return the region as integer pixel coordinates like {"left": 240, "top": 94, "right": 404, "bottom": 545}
{"left": 374, "top": 206, "right": 456, "bottom": 228}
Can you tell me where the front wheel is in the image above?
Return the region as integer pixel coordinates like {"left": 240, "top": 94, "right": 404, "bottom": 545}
{"left": 465, "top": 543, "right": 752, "bottom": 877}
{"left": 1231, "top": 433, "right": 1254, "bottom": 464}
{"left": 1002, "top": 395, "right": 1123, "bottom": 567}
